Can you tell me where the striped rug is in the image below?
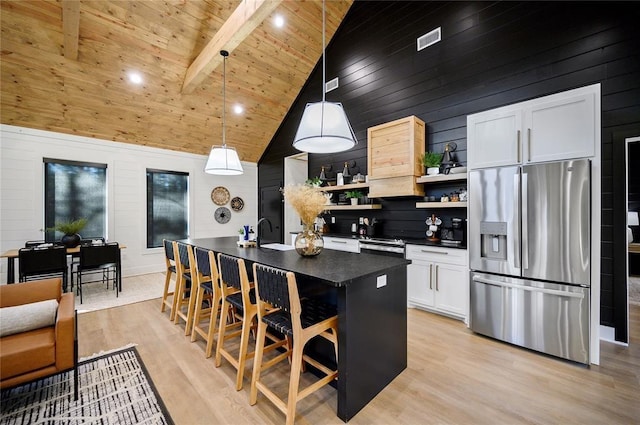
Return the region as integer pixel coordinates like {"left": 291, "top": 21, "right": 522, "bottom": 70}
{"left": 1, "top": 346, "right": 173, "bottom": 424}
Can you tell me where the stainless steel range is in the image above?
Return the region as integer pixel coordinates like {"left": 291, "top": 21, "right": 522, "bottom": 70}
{"left": 359, "top": 237, "right": 405, "bottom": 257}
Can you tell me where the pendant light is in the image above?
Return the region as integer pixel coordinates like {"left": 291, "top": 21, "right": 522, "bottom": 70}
{"left": 292, "top": 0, "right": 357, "bottom": 153}
{"left": 204, "top": 50, "right": 243, "bottom": 175}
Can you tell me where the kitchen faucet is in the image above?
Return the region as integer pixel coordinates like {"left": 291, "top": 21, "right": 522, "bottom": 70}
{"left": 256, "top": 217, "right": 272, "bottom": 248}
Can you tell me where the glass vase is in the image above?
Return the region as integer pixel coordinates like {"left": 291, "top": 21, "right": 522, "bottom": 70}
{"left": 294, "top": 225, "right": 324, "bottom": 257}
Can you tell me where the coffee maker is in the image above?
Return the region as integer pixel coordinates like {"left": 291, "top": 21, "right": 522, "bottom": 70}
{"left": 440, "top": 217, "right": 466, "bottom": 246}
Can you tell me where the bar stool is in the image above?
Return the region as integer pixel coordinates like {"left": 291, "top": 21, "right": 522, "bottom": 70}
{"left": 250, "top": 263, "right": 338, "bottom": 425}
{"left": 190, "top": 247, "right": 225, "bottom": 358}
{"left": 172, "top": 241, "right": 195, "bottom": 334}
{"left": 215, "top": 253, "right": 259, "bottom": 391}
{"left": 160, "top": 239, "right": 176, "bottom": 315}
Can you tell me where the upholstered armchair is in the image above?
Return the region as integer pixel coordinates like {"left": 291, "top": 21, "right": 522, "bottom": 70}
{"left": 0, "top": 278, "right": 77, "bottom": 399}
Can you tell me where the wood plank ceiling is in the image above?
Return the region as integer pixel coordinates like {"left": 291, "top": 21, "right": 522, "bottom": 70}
{"left": 0, "top": 0, "right": 353, "bottom": 163}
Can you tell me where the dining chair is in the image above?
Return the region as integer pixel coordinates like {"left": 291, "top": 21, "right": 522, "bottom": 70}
{"left": 76, "top": 242, "right": 120, "bottom": 304}
{"left": 190, "top": 247, "right": 227, "bottom": 358}
{"left": 24, "top": 240, "right": 46, "bottom": 248}
{"left": 250, "top": 263, "right": 338, "bottom": 425}
{"left": 160, "top": 239, "right": 176, "bottom": 315}
{"left": 18, "top": 246, "right": 68, "bottom": 290}
{"left": 215, "top": 253, "right": 259, "bottom": 391}
{"left": 172, "top": 241, "right": 195, "bottom": 333}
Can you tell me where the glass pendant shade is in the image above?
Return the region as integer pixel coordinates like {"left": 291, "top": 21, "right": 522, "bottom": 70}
{"left": 204, "top": 145, "right": 243, "bottom": 175}
{"left": 293, "top": 101, "right": 357, "bottom": 153}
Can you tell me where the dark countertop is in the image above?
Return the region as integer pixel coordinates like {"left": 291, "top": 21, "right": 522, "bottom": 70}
{"left": 312, "top": 233, "right": 467, "bottom": 250}
{"left": 184, "top": 237, "right": 409, "bottom": 287}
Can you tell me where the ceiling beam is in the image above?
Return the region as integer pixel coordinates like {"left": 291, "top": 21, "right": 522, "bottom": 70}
{"left": 62, "top": 0, "right": 80, "bottom": 60}
{"left": 181, "top": 0, "right": 282, "bottom": 94}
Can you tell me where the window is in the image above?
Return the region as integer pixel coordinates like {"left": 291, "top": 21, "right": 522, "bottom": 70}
{"left": 146, "top": 169, "right": 189, "bottom": 248}
{"left": 44, "top": 159, "right": 107, "bottom": 241}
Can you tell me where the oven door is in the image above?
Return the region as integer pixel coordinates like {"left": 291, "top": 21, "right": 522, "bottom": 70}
{"left": 359, "top": 242, "right": 405, "bottom": 258}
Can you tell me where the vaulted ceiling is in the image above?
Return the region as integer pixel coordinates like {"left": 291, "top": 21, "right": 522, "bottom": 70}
{"left": 0, "top": 0, "right": 353, "bottom": 163}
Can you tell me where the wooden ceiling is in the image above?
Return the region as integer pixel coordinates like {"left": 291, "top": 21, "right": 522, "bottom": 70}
{"left": 0, "top": 0, "right": 353, "bottom": 163}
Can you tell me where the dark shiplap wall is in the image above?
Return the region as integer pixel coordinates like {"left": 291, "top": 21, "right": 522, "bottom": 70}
{"left": 259, "top": 1, "right": 640, "bottom": 338}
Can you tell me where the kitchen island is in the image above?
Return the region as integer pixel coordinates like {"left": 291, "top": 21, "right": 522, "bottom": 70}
{"left": 184, "top": 237, "right": 409, "bottom": 422}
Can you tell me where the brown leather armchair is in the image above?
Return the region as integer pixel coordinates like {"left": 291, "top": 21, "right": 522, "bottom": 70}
{"left": 0, "top": 278, "right": 77, "bottom": 398}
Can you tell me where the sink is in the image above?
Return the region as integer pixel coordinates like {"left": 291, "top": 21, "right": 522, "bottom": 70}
{"left": 260, "top": 243, "right": 296, "bottom": 251}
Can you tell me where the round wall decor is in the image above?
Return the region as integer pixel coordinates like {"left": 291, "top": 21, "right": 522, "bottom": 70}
{"left": 214, "top": 207, "right": 231, "bottom": 224}
{"left": 230, "top": 196, "right": 244, "bottom": 211}
{"left": 211, "top": 186, "right": 230, "bottom": 205}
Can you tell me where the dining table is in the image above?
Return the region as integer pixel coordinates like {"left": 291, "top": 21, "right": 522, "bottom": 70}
{"left": 1, "top": 243, "right": 126, "bottom": 289}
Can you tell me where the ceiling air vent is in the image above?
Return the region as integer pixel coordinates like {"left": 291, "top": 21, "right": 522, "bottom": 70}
{"left": 325, "top": 77, "right": 339, "bottom": 93}
{"left": 417, "top": 27, "right": 441, "bottom": 51}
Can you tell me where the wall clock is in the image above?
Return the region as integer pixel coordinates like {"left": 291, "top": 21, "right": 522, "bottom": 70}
{"left": 214, "top": 207, "right": 231, "bottom": 224}
{"left": 211, "top": 186, "right": 230, "bottom": 206}
{"left": 230, "top": 196, "right": 244, "bottom": 211}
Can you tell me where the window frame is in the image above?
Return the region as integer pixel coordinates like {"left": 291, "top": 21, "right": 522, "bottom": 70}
{"left": 145, "top": 168, "right": 190, "bottom": 249}
{"left": 43, "top": 158, "right": 108, "bottom": 242}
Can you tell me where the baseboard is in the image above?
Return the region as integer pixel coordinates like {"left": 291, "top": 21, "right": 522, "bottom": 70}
{"left": 599, "top": 325, "right": 628, "bottom": 346}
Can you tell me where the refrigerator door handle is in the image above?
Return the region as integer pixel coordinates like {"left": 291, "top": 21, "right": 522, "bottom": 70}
{"left": 513, "top": 172, "right": 521, "bottom": 269}
{"left": 517, "top": 130, "right": 521, "bottom": 163}
{"left": 472, "top": 276, "right": 585, "bottom": 299}
{"left": 521, "top": 172, "right": 529, "bottom": 270}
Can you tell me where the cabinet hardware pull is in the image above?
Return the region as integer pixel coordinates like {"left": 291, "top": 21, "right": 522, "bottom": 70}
{"left": 333, "top": 240, "right": 347, "bottom": 244}
{"left": 435, "top": 265, "right": 439, "bottom": 291}
{"left": 429, "top": 264, "right": 433, "bottom": 289}
{"left": 420, "top": 249, "right": 448, "bottom": 255}
{"left": 517, "top": 130, "right": 521, "bottom": 163}
{"left": 527, "top": 128, "right": 531, "bottom": 162}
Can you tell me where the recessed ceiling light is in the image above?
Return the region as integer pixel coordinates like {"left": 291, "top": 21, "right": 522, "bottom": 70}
{"left": 233, "top": 104, "right": 244, "bottom": 114}
{"left": 274, "top": 14, "right": 285, "bottom": 28}
{"left": 128, "top": 72, "right": 143, "bottom": 85}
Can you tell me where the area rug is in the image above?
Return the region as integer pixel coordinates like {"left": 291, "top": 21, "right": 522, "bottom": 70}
{"left": 0, "top": 346, "right": 173, "bottom": 424}
{"left": 630, "top": 276, "right": 640, "bottom": 305}
{"left": 76, "top": 272, "right": 169, "bottom": 314}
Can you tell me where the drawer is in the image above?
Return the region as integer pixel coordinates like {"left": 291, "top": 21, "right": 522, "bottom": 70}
{"left": 405, "top": 244, "right": 467, "bottom": 266}
{"left": 324, "top": 237, "right": 360, "bottom": 253}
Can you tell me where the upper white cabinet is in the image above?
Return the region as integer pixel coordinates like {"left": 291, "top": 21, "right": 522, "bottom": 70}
{"left": 467, "top": 107, "right": 522, "bottom": 168}
{"left": 468, "top": 84, "right": 600, "bottom": 169}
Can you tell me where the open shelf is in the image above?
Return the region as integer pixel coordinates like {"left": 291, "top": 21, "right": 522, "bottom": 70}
{"left": 324, "top": 204, "right": 382, "bottom": 211}
{"left": 415, "top": 201, "right": 467, "bottom": 209}
{"left": 316, "top": 182, "right": 369, "bottom": 192}
{"left": 416, "top": 174, "right": 467, "bottom": 184}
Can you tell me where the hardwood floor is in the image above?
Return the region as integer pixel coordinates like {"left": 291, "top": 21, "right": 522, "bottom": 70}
{"left": 78, "top": 276, "right": 640, "bottom": 425}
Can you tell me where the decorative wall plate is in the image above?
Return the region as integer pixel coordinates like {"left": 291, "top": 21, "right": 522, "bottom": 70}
{"left": 211, "top": 186, "right": 230, "bottom": 205}
{"left": 230, "top": 196, "right": 244, "bottom": 211}
{"left": 214, "top": 207, "right": 231, "bottom": 224}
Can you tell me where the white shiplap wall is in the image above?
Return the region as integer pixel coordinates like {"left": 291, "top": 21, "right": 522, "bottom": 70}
{"left": 0, "top": 124, "right": 258, "bottom": 282}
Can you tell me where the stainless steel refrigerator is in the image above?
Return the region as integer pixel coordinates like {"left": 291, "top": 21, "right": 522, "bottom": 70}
{"left": 469, "top": 159, "right": 591, "bottom": 364}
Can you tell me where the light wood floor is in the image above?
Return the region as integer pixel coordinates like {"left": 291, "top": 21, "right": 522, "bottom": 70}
{"left": 78, "top": 276, "right": 640, "bottom": 425}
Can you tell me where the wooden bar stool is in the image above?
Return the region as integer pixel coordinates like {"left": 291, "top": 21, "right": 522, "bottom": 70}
{"left": 190, "top": 247, "right": 226, "bottom": 358}
{"left": 160, "top": 239, "right": 176, "bottom": 315}
{"left": 215, "top": 253, "right": 259, "bottom": 391}
{"left": 172, "top": 241, "right": 196, "bottom": 334}
{"left": 250, "top": 263, "right": 338, "bottom": 425}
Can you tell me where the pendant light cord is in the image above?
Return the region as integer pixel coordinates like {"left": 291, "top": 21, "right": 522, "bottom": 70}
{"left": 322, "top": 0, "right": 325, "bottom": 102}
{"left": 222, "top": 51, "right": 227, "bottom": 147}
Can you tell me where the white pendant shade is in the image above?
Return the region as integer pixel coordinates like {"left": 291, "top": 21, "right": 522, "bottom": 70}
{"left": 293, "top": 101, "right": 357, "bottom": 153}
{"left": 204, "top": 145, "right": 243, "bottom": 175}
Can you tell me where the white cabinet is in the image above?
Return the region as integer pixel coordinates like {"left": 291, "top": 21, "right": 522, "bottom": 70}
{"left": 467, "top": 107, "right": 522, "bottom": 168}
{"left": 406, "top": 245, "right": 468, "bottom": 321}
{"left": 468, "top": 84, "right": 599, "bottom": 169}
{"left": 323, "top": 236, "right": 360, "bottom": 253}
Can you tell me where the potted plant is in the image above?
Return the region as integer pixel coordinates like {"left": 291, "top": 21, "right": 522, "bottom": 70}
{"left": 238, "top": 228, "right": 245, "bottom": 242}
{"left": 344, "top": 190, "right": 363, "bottom": 205}
{"left": 48, "top": 218, "right": 88, "bottom": 248}
{"left": 421, "top": 151, "right": 443, "bottom": 176}
{"left": 305, "top": 176, "right": 322, "bottom": 187}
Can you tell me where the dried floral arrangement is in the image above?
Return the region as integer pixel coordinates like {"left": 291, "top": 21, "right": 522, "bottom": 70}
{"left": 282, "top": 184, "right": 327, "bottom": 226}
